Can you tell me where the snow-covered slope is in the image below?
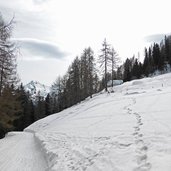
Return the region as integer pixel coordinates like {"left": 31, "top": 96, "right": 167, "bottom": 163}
{"left": 1, "top": 73, "right": 171, "bottom": 171}
{"left": 24, "top": 81, "right": 50, "bottom": 100}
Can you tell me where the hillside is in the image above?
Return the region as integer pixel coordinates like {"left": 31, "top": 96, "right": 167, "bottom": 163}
{"left": 1, "top": 73, "right": 171, "bottom": 171}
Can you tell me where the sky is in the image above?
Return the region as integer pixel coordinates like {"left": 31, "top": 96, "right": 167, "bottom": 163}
{"left": 0, "top": 0, "right": 171, "bottom": 86}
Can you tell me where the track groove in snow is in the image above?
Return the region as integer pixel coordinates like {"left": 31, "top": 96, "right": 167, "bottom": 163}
{"left": 0, "top": 132, "right": 47, "bottom": 171}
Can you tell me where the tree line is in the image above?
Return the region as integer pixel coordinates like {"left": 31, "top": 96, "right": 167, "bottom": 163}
{"left": 42, "top": 36, "right": 171, "bottom": 119}
{"left": 1, "top": 12, "right": 171, "bottom": 138}
{"left": 0, "top": 14, "right": 39, "bottom": 137}
{"left": 122, "top": 36, "right": 171, "bottom": 82}
{"left": 0, "top": 14, "right": 22, "bottom": 137}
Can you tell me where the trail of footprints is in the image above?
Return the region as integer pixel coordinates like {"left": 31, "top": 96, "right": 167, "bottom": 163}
{"left": 128, "top": 98, "right": 152, "bottom": 171}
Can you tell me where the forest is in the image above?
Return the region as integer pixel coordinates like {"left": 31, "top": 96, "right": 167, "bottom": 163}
{"left": 0, "top": 13, "right": 171, "bottom": 138}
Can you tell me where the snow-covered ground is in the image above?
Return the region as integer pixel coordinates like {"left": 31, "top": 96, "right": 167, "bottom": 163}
{"left": 0, "top": 132, "right": 47, "bottom": 171}
{"left": 1, "top": 73, "right": 171, "bottom": 171}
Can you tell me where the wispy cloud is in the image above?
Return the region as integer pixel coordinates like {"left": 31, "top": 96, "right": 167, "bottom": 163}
{"left": 144, "top": 34, "right": 170, "bottom": 43}
{"left": 12, "top": 38, "right": 68, "bottom": 60}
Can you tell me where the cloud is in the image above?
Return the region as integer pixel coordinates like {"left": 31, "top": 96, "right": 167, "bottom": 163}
{"left": 144, "top": 34, "right": 170, "bottom": 43}
{"left": 33, "top": 0, "right": 49, "bottom": 5}
{"left": 12, "top": 38, "right": 68, "bottom": 60}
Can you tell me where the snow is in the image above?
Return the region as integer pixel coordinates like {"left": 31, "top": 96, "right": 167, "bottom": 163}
{"left": 0, "top": 132, "right": 47, "bottom": 171}
{"left": 24, "top": 80, "right": 50, "bottom": 100}
{"left": 1, "top": 73, "right": 171, "bottom": 170}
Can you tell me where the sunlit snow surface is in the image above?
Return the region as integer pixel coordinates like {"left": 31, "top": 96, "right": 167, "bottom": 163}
{"left": 1, "top": 73, "right": 171, "bottom": 171}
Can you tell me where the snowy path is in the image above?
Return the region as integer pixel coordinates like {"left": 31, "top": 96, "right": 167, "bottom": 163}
{"left": 0, "top": 132, "right": 47, "bottom": 171}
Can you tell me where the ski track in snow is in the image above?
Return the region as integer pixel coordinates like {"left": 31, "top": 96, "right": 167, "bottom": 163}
{"left": 0, "top": 132, "right": 47, "bottom": 171}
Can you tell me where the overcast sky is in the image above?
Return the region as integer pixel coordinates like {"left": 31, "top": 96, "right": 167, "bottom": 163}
{"left": 0, "top": 0, "right": 171, "bottom": 86}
